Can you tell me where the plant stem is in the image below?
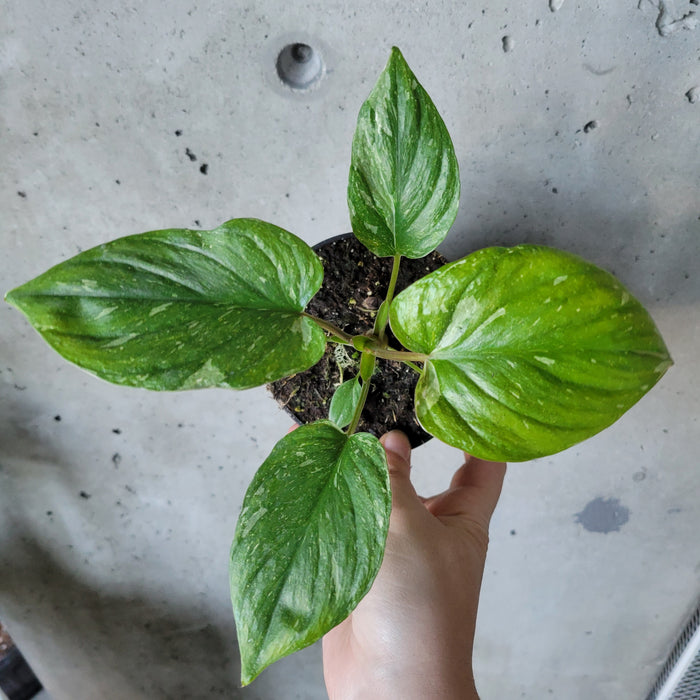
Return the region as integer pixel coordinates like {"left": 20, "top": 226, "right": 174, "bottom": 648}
{"left": 370, "top": 347, "right": 429, "bottom": 362}
{"left": 304, "top": 314, "right": 354, "bottom": 344}
{"left": 403, "top": 360, "right": 424, "bottom": 374}
{"left": 385, "top": 254, "right": 402, "bottom": 308}
{"left": 376, "top": 254, "right": 401, "bottom": 342}
{"left": 346, "top": 372, "right": 372, "bottom": 435}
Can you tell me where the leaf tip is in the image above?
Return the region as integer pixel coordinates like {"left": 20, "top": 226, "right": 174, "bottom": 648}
{"left": 4, "top": 286, "right": 22, "bottom": 310}
{"left": 239, "top": 669, "right": 256, "bottom": 688}
{"left": 388, "top": 46, "right": 408, "bottom": 71}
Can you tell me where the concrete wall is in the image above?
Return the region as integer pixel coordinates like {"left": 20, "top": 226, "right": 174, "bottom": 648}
{"left": 2, "top": 1, "right": 698, "bottom": 698}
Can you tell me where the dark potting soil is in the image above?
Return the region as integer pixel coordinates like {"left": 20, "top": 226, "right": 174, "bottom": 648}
{"left": 268, "top": 235, "right": 447, "bottom": 448}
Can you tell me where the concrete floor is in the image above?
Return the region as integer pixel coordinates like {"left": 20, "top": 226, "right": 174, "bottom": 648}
{"left": 2, "top": 1, "right": 699, "bottom": 698}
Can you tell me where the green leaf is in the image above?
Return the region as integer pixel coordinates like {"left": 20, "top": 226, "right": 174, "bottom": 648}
{"left": 5, "top": 218, "right": 325, "bottom": 390}
{"left": 230, "top": 421, "right": 390, "bottom": 685}
{"left": 390, "top": 245, "right": 672, "bottom": 461}
{"left": 348, "top": 46, "right": 460, "bottom": 259}
{"left": 329, "top": 377, "right": 362, "bottom": 429}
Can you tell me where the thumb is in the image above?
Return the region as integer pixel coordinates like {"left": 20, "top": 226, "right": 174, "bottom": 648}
{"left": 379, "top": 431, "right": 421, "bottom": 513}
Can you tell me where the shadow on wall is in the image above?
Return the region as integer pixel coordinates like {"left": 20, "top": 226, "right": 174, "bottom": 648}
{"left": 445, "top": 173, "right": 699, "bottom": 309}
{"left": 0, "top": 400, "right": 287, "bottom": 699}
{"left": 0, "top": 538, "right": 249, "bottom": 699}
{"left": 0, "top": 391, "right": 83, "bottom": 496}
{"left": 0, "top": 395, "right": 313, "bottom": 698}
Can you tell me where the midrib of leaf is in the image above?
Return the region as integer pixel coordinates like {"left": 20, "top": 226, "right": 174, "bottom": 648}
{"left": 253, "top": 435, "right": 361, "bottom": 658}
{"left": 431, "top": 346, "right": 670, "bottom": 362}
{"left": 16, "top": 289, "right": 302, "bottom": 313}
{"left": 47, "top": 308, "right": 298, "bottom": 346}
{"left": 391, "top": 58, "right": 403, "bottom": 249}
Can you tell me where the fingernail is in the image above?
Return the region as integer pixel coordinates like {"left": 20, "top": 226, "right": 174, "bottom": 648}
{"left": 381, "top": 430, "right": 411, "bottom": 462}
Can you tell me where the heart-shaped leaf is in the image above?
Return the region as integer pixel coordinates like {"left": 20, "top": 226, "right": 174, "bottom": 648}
{"left": 348, "top": 46, "right": 460, "bottom": 259}
{"left": 328, "top": 376, "right": 362, "bottom": 429}
{"left": 390, "top": 245, "right": 672, "bottom": 461}
{"left": 5, "top": 219, "right": 325, "bottom": 390}
{"left": 230, "top": 421, "right": 390, "bottom": 685}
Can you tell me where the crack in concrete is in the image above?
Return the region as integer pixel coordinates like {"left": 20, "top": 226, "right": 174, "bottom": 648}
{"left": 638, "top": 0, "right": 698, "bottom": 36}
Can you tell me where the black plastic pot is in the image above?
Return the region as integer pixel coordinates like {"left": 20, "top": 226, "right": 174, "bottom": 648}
{"left": 0, "top": 646, "right": 43, "bottom": 700}
{"left": 267, "top": 232, "right": 446, "bottom": 448}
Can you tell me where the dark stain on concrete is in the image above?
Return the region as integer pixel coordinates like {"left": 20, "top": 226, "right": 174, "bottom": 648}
{"left": 575, "top": 497, "right": 630, "bottom": 533}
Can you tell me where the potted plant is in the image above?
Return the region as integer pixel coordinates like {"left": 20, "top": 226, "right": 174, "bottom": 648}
{"left": 5, "top": 47, "right": 671, "bottom": 685}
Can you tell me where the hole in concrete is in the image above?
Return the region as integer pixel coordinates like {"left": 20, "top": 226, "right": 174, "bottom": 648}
{"left": 276, "top": 43, "right": 324, "bottom": 90}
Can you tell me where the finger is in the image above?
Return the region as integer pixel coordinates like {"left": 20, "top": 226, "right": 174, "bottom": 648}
{"left": 426, "top": 455, "right": 506, "bottom": 527}
{"left": 451, "top": 454, "right": 507, "bottom": 499}
{"left": 379, "top": 431, "right": 421, "bottom": 511}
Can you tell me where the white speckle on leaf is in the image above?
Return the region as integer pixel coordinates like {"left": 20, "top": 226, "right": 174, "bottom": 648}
{"left": 181, "top": 359, "right": 225, "bottom": 388}
{"left": 553, "top": 275, "right": 568, "bottom": 286}
{"left": 238, "top": 507, "right": 268, "bottom": 538}
{"left": 149, "top": 302, "right": 173, "bottom": 316}
{"left": 534, "top": 356, "right": 555, "bottom": 365}
{"left": 544, "top": 297, "right": 551, "bottom": 304}
{"left": 103, "top": 333, "right": 137, "bottom": 348}
{"left": 506, "top": 359, "right": 517, "bottom": 368}
{"left": 591, "top": 358, "right": 597, "bottom": 364}
{"left": 556, "top": 305, "right": 563, "bottom": 312}
{"left": 95, "top": 306, "right": 118, "bottom": 319}
{"left": 81, "top": 279, "right": 98, "bottom": 290}
{"left": 481, "top": 307, "right": 506, "bottom": 328}
{"left": 621, "top": 292, "right": 630, "bottom": 305}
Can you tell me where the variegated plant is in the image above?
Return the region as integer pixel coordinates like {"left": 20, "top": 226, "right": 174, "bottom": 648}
{"left": 5, "top": 47, "right": 671, "bottom": 684}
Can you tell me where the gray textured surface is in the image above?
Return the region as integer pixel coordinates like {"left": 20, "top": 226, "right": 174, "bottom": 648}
{"left": 1, "top": 2, "right": 699, "bottom": 698}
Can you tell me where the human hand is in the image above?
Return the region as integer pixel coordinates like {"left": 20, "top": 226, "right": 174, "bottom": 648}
{"left": 322, "top": 431, "right": 506, "bottom": 700}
